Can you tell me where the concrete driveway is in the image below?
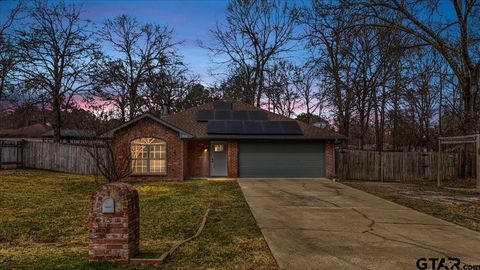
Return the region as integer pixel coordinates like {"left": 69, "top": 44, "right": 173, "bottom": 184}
{"left": 238, "top": 179, "right": 480, "bottom": 270}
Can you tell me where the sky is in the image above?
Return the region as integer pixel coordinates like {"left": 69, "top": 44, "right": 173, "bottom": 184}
{"left": 0, "top": 0, "right": 234, "bottom": 85}
{"left": 0, "top": 0, "right": 459, "bottom": 88}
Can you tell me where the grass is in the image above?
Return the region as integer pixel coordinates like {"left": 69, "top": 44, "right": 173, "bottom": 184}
{"left": 0, "top": 169, "right": 278, "bottom": 270}
{"left": 343, "top": 180, "right": 480, "bottom": 232}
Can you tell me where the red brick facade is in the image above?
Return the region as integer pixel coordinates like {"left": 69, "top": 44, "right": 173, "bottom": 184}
{"left": 227, "top": 141, "right": 238, "bottom": 178}
{"left": 89, "top": 183, "right": 139, "bottom": 262}
{"left": 187, "top": 140, "right": 210, "bottom": 178}
{"left": 185, "top": 140, "right": 238, "bottom": 178}
{"left": 111, "top": 118, "right": 334, "bottom": 180}
{"left": 113, "top": 118, "right": 185, "bottom": 180}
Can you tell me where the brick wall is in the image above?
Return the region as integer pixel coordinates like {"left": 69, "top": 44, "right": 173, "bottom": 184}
{"left": 227, "top": 141, "right": 238, "bottom": 178}
{"left": 185, "top": 140, "right": 238, "bottom": 178}
{"left": 89, "top": 183, "right": 139, "bottom": 262}
{"left": 113, "top": 118, "right": 185, "bottom": 180}
{"left": 325, "top": 141, "right": 334, "bottom": 179}
{"left": 183, "top": 140, "right": 189, "bottom": 178}
{"left": 187, "top": 140, "right": 210, "bottom": 178}
{"left": 112, "top": 118, "right": 332, "bottom": 180}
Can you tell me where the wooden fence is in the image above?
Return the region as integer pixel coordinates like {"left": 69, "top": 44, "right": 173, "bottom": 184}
{"left": 0, "top": 141, "right": 24, "bottom": 169}
{"left": 1, "top": 141, "right": 472, "bottom": 179}
{"left": 336, "top": 150, "right": 469, "bottom": 181}
{"left": 0, "top": 141, "right": 107, "bottom": 175}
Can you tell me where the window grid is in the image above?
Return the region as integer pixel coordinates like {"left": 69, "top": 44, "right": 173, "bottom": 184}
{"left": 131, "top": 138, "right": 166, "bottom": 175}
{"left": 214, "top": 144, "right": 224, "bottom": 152}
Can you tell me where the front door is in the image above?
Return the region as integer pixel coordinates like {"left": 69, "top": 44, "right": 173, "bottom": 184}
{"left": 210, "top": 142, "right": 227, "bottom": 176}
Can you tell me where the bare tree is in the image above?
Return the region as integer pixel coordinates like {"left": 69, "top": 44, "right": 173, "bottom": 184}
{"left": 100, "top": 15, "right": 177, "bottom": 120}
{"left": 184, "top": 84, "right": 216, "bottom": 108}
{"left": 0, "top": 1, "right": 24, "bottom": 106}
{"left": 78, "top": 111, "right": 131, "bottom": 182}
{"left": 292, "top": 63, "right": 325, "bottom": 123}
{"left": 207, "top": 0, "right": 296, "bottom": 107}
{"left": 368, "top": 28, "right": 406, "bottom": 151}
{"left": 265, "top": 61, "right": 300, "bottom": 117}
{"left": 350, "top": 0, "right": 480, "bottom": 134}
{"left": 299, "top": 0, "right": 356, "bottom": 137}
{"left": 15, "top": 1, "right": 99, "bottom": 142}
{"left": 88, "top": 140, "right": 131, "bottom": 183}
{"left": 402, "top": 49, "right": 442, "bottom": 149}
{"left": 143, "top": 56, "right": 196, "bottom": 115}
{"left": 91, "top": 58, "right": 130, "bottom": 123}
{"left": 217, "top": 67, "right": 256, "bottom": 102}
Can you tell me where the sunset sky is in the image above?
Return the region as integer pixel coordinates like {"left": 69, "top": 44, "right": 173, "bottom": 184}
{"left": 0, "top": 0, "right": 456, "bottom": 86}
{"left": 1, "top": 0, "right": 238, "bottom": 84}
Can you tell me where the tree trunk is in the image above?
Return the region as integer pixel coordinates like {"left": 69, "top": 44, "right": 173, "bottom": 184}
{"left": 0, "top": 73, "right": 5, "bottom": 103}
{"left": 373, "top": 90, "right": 381, "bottom": 151}
{"left": 461, "top": 76, "right": 478, "bottom": 134}
{"left": 52, "top": 92, "right": 62, "bottom": 143}
{"left": 379, "top": 87, "right": 386, "bottom": 151}
{"left": 120, "top": 105, "right": 126, "bottom": 123}
{"left": 256, "top": 69, "right": 264, "bottom": 108}
{"left": 129, "top": 84, "right": 137, "bottom": 121}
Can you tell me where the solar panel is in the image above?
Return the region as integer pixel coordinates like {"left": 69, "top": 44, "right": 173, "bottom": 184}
{"left": 226, "top": 120, "right": 244, "bottom": 134}
{"left": 243, "top": 121, "right": 264, "bottom": 134}
{"left": 196, "top": 109, "right": 214, "bottom": 122}
{"left": 206, "top": 120, "right": 303, "bottom": 135}
{"left": 263, "top": 121, "right": 283, "bottom": 134}
{"left": 213, "top": 101, "right": 232, "bottom": 110}
{"left": 279, "top": 121, "right": 302, "bottom": 134}
{"left": 248, "top": 111, "right": 268, "bottom": 120}
{"left": 214, "top": 110, "right": 232, "bottom": 120}
{"left": 207, "top": 121, "right": 226, "bottom": 134}
{"left": 232, "top": 110, "right": 249, "bottom": 120}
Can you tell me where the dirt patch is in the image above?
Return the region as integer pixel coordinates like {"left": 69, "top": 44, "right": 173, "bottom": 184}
{"left": 398, "top": 190, "right": 480, "bottom": 206}
{"left": 343, "top": 180, "right": 480, "bottom": 232}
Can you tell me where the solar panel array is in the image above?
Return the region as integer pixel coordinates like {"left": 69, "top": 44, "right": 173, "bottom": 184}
{"left": 197, "top": 110, "right": 214, "bottom": 121}
{"left": 199, "top": 101, "right": 303, "bottom": 135}
{"left": 207, "top": 120, "right": 302, "bottom": 135}
{"left": 197, "top": 109, "right": 268, "bottom": 122}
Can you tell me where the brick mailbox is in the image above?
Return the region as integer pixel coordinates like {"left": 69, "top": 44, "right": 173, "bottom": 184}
{"left": 89, "top": 182, "right": 140, "bottom": 262}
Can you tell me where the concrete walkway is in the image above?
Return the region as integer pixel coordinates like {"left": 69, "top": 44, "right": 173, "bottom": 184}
{"left": 238, "top": 179, "right": 480, "bottom": 270}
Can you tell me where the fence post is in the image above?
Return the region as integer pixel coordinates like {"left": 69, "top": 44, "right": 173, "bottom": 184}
{"left": 476, "top": 135, "right": 480, "bottom": 192}
{"left": 0, "top": 141, "right": 3, "bottom": 169}
{"left": 19, "top": 140, "right": 24, "bottom": 168}
{"left": 380, "top": 151, "right": 384, "bottom": 182}
{"left": 437, "top": 141, "right": 442, "bottom": 187}
{"left": 339, "top": 149, "right": 347, "bottom": 181}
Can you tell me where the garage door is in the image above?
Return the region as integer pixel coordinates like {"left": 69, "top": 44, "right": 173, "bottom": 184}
{"left": 239, "top": 142, "right": 325, "bottom": 177}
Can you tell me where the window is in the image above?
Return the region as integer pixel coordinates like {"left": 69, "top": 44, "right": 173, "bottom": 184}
{"left": 131, "top": 138, "right": 166, "bottom": 174}
{"left": 214, "top": 144, "right": 224, "bottom": 152}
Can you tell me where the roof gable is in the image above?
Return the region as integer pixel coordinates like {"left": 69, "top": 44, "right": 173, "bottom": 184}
{"left": 102, "top": 113, "right": 193, "bottom": 139}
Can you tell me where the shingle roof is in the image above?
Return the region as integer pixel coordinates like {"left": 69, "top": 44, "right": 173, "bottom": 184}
{"left": 41, "top": 129, "right": 97, "bottom": 138}
{"left": 162, "top": 100, "right": 346, "bottom": 140}
{"left": 0, "top": 123, "right": 51, "bottom": 138}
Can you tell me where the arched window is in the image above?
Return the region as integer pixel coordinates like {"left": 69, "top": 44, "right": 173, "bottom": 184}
{"left": 131, "top": 138, "right": 166, "bottom": 174}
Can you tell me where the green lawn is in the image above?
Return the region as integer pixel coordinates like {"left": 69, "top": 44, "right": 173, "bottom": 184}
{"left": 0, "top": 169, "right": 277, "bottom": 270}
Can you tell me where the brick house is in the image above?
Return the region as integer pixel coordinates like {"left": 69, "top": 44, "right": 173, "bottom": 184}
{"left": 103, "top": 100, "right": 345, "bottom": 180}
